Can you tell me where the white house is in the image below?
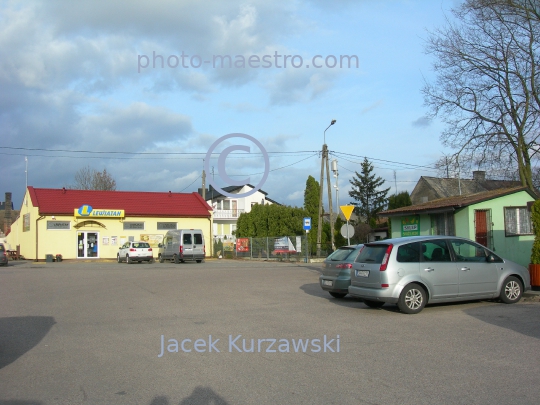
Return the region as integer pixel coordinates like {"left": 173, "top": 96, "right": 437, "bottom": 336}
{"left": 198, "top": 184, "right": 280, "bottom": 241}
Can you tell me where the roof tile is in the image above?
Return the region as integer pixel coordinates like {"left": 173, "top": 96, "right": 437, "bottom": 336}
{"left": 28, "top": 187, "right": 212, "bottom": 217}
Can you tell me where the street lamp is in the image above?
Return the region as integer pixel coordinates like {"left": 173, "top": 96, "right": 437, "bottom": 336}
{"left": 323, "top": 119, "right": 336, "bottom": 145}
{"left": 317, "top": 119, "right": 337, "bottom": 257}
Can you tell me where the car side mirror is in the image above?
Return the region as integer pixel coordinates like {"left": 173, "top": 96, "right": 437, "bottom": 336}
{"left": 486, "top": 254, "right": 496, "bottom": 263}
{"left": 158, "top": 243, "right": 162, "bottom": 248}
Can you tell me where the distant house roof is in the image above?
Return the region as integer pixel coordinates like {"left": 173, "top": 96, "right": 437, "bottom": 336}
{"left": 410, "top": 175, "right": 522, "bottom": 204}
{"left": 380, "top": 186, "right": 536, "bottom": 217}
{"left": 198, "top": 184, "right": 281, "bottom": 205}
{"left": 27, "top": 187, "right": 212, "bottom": 217}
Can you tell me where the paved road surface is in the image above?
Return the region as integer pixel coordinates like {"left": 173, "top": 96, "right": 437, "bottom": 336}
{"left": 1, "top": 260, "right": 539, "bottom": 404}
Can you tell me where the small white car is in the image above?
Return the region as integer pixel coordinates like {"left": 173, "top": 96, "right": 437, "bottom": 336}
{"left": 117, "top": 241, "right": 154, "bottom": 264}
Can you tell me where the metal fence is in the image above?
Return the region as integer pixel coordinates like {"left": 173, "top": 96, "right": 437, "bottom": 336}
{"left": 212, "top": 236, "right": 334, "bottom": 260}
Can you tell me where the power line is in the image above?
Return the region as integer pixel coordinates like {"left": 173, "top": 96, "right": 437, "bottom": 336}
{"left": 179, "top": 174, "right": 202, "bottom": 192}
{"left": 0, "top": 146, "right": 317, "bottom": 156}
{"left": 330, "top": 151, "right": 438, "bottom": 171}
{"left": 2, "top": 144, "right": 441, "bottom": 174}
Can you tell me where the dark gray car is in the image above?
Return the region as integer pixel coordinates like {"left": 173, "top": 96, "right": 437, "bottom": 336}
{"left": 319, "top": 244, "right": 364, "bottom": 298}
{"left": 348, "top": 235, "right": 531, "bottom": 314}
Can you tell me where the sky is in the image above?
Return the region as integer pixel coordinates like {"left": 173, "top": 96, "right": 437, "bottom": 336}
{"left": 0, "top": 0, "right": 463, "bottom": 210}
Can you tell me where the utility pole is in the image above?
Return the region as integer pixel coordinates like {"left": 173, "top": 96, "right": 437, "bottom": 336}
{"left": 202, "top": 169, "right": 206, "bottom": 200}
{"left": 316, "top": 120, "right": 336, "bottom": 257}
{"left": 325, "top": 149, "right": 334, "bottom": 251}
{"left": 317, "top": 148, "right": 325, "bottom": 257}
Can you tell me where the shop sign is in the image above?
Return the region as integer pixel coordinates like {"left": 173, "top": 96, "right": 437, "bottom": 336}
{"left": 236, "top": 238, "right": 249, "bottom": 252}
{"left": 401, "top": 215, "right": 420, "bottom": 237}
{"left": 74, "top": 205, "right": 125, "bottom": 218}
{"left": 47, "top": 221, "right": 70, "bottom": 230}
{"left": 140, "top": 234, "right": 164, "bottom": 248}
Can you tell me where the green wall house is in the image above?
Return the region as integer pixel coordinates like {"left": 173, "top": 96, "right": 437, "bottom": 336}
{"left": 380, "top": 186, "right": 537, "bottom": 267}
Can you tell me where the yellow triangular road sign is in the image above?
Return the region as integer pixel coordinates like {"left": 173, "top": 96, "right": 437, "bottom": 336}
{"left": 340, "top": 205, "right": 355, "bottom": 221}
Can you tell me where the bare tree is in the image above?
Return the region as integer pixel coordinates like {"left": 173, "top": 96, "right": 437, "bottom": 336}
{"left": 423, "top": 0, "right": 540, "bottom": 189}
{"left": 72, "top": 166, "right": 117, "bottom": 191}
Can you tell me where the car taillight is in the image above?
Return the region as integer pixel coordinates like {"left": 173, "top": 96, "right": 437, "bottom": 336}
{"left": 129, "top": 248, "right": 136, "bottom": 251}
{"left": 179, "top": 246, "right": 183, "bottom": 257}
{"left": 381, "top": 284, "right": 389, "bottom": 288}
{"left": 336, "top": 263, "right": 353, "bottom": 269}
{"left": 148, "top": 248, "right": 152, "bottom": 251}
{"left": 379, "top": 245, "right": 393, "bottom": 271}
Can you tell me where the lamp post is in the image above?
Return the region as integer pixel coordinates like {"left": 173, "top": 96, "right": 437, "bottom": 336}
{"left": 317, "top": 119, "right": 336, "bottom": 257}
{"left": 324, "top": 119, "right": 336, "bottom": 145}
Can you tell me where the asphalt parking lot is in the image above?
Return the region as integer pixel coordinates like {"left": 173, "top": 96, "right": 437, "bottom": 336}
{"left": 1, "top": 259, "right": 539, "bottom": 405}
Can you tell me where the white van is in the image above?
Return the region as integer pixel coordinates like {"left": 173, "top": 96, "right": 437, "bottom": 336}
{"left": 158, "top": 229, "right": 205, "bottom": 264}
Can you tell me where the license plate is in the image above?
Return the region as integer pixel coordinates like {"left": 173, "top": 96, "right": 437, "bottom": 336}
{"left": 356, "top": 270, "right": 369, "bottom": 277}
{"left": 322, "top": 280, "right": 333, "bottom": 286}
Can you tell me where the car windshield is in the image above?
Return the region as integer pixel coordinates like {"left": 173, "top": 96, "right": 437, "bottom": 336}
{"left": 355, "top": 244, "right": 388, "bottom": 263}
{"left": 132, "top": 243, "right": 150, "bottom": 248}
{"left": 327, "top": 247, "right": 356, "bottom": 261}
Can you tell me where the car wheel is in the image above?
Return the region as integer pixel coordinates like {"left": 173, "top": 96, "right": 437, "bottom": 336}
{"left": 499, "top": 276, "right": 523, "bottom": 304}
{"left": 117, "top": 254, "right": 121, "bottom": 263}
{"left": 174, "top": 255, "right": 180, "bottom": 264}
{"left": 397, "top": 284, "right": 426, "bottom": 314}
{"left": 329, "top": 292, "right": 347, "bottom": 299}
{"left": 363, "top": 300, "right": 385, "bottom": 309}
{"left": 126, "top": 255, "right": 132, "bottom": 264}
{"left": 158, "top": 254, "right": 164, "bottom": 263}
{"left": 196, "top": 260, "right": 202, "bottom": 263}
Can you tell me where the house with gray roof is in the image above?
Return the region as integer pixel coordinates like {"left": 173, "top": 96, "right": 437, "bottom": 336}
{"left": 379, "top": 186, "right": 536, "bottom": 266}
{"left": 410, "top": 171, "right": 522, "bottom": 205}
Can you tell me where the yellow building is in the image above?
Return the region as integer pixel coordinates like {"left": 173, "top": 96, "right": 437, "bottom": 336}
{"left": 7, "top": 187, "right": 213, "bottom": 260}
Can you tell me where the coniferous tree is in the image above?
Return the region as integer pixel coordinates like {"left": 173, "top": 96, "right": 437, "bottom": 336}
{"left": 388, "top": 191, "right": 412, "bottom": 210}
{"left": 348, "top": 158, "right": 390, "bottom": 227}
{"left": 304, "top": 175, "right": 321, "bottom": 253}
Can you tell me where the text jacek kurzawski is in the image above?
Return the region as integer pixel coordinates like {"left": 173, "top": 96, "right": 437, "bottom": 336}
{"left": 158, "top": 334, "right": 340, "bottom": 357}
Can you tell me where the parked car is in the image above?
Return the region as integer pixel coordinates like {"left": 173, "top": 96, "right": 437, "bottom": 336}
{"left": 0, "top": 243, "right": 8, "bottom": 266}
{"left": 348, "top": 235, "right": 531, "bottom": 314}
{"left": 158, "top": 229, "right": 205, "bottom": 263}
{"left": 117, "top": 241, "right": 154, "bottom": 264}
{"left": 319, "top": 244, "right": 364, "bottom": 298}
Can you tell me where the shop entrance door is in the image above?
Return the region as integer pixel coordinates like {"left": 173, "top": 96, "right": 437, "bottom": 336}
{"left": 77, "top": 232, "right": 99, "bottom": 258}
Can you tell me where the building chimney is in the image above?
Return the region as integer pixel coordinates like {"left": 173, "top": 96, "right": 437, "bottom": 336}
{"left": 4, "top": 192, "right": 12, "bottom": 235}
{"left": 473, "top": 171, "right": 486, "bottom": 181}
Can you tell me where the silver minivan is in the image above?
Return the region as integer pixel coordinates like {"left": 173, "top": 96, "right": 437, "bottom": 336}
{"left": 158, "top": 229, "right": 205, "bottom": 264}
{"left": 348, "top": 235, "right": 531, "bottom": 314}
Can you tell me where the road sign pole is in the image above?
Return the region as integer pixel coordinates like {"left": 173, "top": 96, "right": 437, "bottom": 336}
{"left": 305, "top": 230, "right": 309, "bottom": 263}
{"left": 347, "top": 220, "right": 350, "bottom": 245}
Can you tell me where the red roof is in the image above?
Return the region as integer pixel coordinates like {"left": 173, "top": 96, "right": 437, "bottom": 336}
{"left": 27, "top": 187, "right": 212, "bottom": 217}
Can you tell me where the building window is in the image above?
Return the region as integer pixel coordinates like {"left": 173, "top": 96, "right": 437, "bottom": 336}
{"left": 157, "top": 222, "right": 177, "bottom": 230}
{"left": 504, "top": 207, "right": 532, "bottom": 236}
{"left": 430, "top": 212, "right": 455, "bottom": 236}
{"left": 123, "top": 222, "right": 145, "bottom": 230}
